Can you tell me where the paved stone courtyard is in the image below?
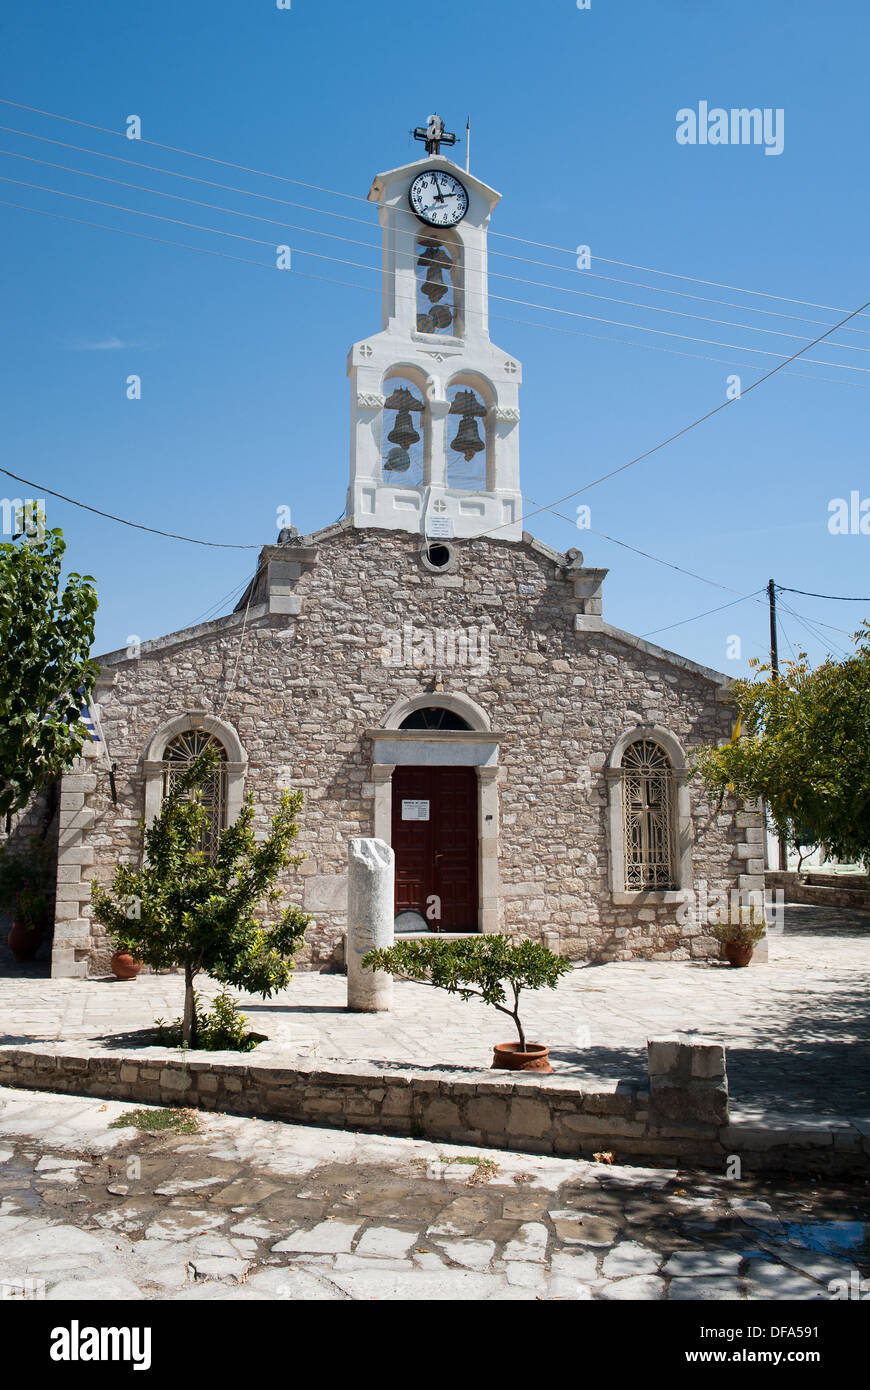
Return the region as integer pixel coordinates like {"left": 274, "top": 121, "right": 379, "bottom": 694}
{"left": 1, "top": 906, "right": 867, "bottom": 1118}
{"left": 1, "top": 1087, "right": 867, "bottom": 1301}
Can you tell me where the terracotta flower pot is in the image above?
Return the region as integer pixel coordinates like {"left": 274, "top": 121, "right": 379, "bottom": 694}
{"left": 7, "top": 920, "right": 42, "bottom": 963}
{"left": 492, "top": 1042, "right": 553, "bottom": 1073}
{"left": 724, "top": 941, "right": 754, "bottom": 968}
{"left": 110, "top": 950, "right": 142, "bottom": 981}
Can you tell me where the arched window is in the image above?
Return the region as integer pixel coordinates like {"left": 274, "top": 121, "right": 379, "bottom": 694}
{"left": 162, "top": 730, "right": 228, "bottom": 857}
{"left": 415, "top": 234, "right": 461, "bottom": 336}
{"left": 382, "top": 374, "right": 427, "bottom": 487}
{"left": 620, "top": 740, "right": 676, "bottom": 890}
{"left": 399, "top": 707, "right": 473, "bottom": 731}
{"left": 446, "top": 381, "right": 488, "bottom": 491}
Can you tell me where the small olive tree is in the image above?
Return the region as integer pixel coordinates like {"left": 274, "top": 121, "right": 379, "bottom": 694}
{"left": 363, "top": 935, "right": 571, "bottom": 1049}
{"left": 91, "top": 748, "right": 310, "bottom": 1046}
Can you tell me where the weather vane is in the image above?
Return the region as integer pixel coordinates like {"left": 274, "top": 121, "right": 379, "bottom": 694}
{"left": 413, "top": 113, "right": 458, "bottom": 157}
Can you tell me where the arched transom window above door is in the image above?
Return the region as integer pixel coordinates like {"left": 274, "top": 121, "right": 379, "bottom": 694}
{"left": 162, "top": 730, "right": 228, "bottom": 858}
{"left": 399, "top": 706, "right": 473, "bottom": 731}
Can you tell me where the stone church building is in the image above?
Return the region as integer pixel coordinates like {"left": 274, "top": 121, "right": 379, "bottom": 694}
{"left": 49, "top": 127, "right": 763, "bottom": 978}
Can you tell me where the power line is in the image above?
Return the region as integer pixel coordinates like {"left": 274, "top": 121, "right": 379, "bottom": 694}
{"left": 0, "top": 144, "right": 387, "bottom": 255}
{"left": 491, "top": 244, "right": 870, "bottom": 339}
{"left": 6, "top": 145, "right": 870, "bottom": 360}
{"left": 776, "top": 598, "right": 851, "bottom": 660}
{"left": 9, "top": 196, "right": 865, "bottom": 409}
{"left": 0, "top": 122, "right": 381, "bottom": 230}
{"left": 5, "top": 93, "right": 868, "bottom": 333}
{"left": 7, "top": 172, "right": 870, "bottom": 378}
{"left": 0, "top": 96, "right": 369, "bottom": 204}
{"left": 491, "top": 309, "right": 870, "bottom": 392}
{"left": 4, "top": 202, "right": 870, "bottom": 607}
{"left": 506, "top": 287, "right": 870, "bottom": 537}
{"left": 490, "top": 227, "right": 870, "bottom": 322}
{"left": 0, "top": 463, "right": 260, "bottom": 549}
{"left": 777, "top": 585, "right": 870, "bottom": 602}
{"left": 641, "top": 591, "right": 763, "bottom": 638}
{"left": 12, "top": 194, "right": 855, "bottom": 397}
{"left": 7, "top": 118, "right": 870, "bottom": 347}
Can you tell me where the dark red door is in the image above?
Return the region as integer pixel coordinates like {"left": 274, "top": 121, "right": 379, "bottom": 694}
{"left": 392, "top": 766, "right": 478, "bottom": 931}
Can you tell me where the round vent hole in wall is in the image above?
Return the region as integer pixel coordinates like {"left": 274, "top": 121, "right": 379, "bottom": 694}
{"left": 422, "top": 542, "right": 452, "bottom": 571}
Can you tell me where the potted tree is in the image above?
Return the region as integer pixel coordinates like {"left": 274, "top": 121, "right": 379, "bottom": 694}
{"left": 91, "top": 747, "right": 311, "bottom": 1046}
{"left": 709, "top": 903, "right": 767, "bottom": 967}
{"left": 363, "top": 935, "right": 571, "bottom": 1072}
{"left": 0, "top": 835, "right": 54, "bottom": 962}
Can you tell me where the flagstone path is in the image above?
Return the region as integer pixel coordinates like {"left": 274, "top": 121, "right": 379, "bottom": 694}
{"left": 0, "top": 905, "right": 867, "bottom": 1118}
{"left": 1, "top": 1086, "right": 867, "bottom": 1302}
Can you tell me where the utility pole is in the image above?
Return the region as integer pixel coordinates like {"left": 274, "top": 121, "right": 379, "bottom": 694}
{"left": 768, "top": 579, "right": 787, "bottom": 870}
{"left": 767, "top": 578, "right": 779, "bottom": 679}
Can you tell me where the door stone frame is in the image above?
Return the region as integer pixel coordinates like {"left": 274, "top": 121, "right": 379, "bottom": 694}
{"left": 367, "top": 721, "right": 502, "bottom": 934}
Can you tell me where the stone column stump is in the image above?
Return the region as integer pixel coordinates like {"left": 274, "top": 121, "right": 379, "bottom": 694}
{"left": 346, "top": 837, "right": 394, "bottom": 1012}
{"left": 647, "top": 1033, "right": 729, "bottom": 1130}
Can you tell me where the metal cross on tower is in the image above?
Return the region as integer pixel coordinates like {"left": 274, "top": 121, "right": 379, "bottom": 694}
{"left": 413, "top": 113, "right": 457, "bottom": 156}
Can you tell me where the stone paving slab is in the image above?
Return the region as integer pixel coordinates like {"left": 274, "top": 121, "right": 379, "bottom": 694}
{"left": 1, "top": 906, "right": 867, "bottom": 1117}
{"left": 0, "top": 1086, "right": 868, "bottom": 1302}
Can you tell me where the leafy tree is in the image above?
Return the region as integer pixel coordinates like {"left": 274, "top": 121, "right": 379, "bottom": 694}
{"left": 91, "top": 748, "right": 310, "bottom": 1045}
{"left": 0, "top": 520, "right": 99, "bottom": 826}
{"left": 363, "top": 935, "right": 571, "bottom": 1050}
{"left": 694, "top": 624, "right": 870, "bottom": 871}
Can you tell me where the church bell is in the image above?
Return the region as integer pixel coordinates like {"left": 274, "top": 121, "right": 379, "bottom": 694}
{"left": 417, "top": 244, "right": 452, "bottom": 304}
{"left": 383, "top": 384, "right": 424, "bottom": 470}
{"left": 448, "top": 389, "right": 487, "bottom": 462}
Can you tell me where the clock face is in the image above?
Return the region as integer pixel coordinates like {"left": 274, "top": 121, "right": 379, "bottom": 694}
{"left": 409, "top": 170, "right": 469, "bottom": 227}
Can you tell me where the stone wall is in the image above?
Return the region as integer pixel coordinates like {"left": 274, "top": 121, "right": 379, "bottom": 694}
{"left": 766, "top": 870, "right": 870, "bottom": 912}
{"left": 0, "top": 1037, "right": 864, "bottom": 1175}
{"left": 53, "top": 525, "right": 762, "bottom": 976}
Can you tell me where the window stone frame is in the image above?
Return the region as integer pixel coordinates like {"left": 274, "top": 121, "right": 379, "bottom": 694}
{"left": 605, "top": 725, "right": 693, "bottom": 905}
{"left": 142, "top": 711, "right": 248, "bottom": 835}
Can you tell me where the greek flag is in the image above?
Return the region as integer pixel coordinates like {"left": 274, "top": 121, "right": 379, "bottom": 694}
{"left": 80, "top": 699, "right": 101, "bottom": 743}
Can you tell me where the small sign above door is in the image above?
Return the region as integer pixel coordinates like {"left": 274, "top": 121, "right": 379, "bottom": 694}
{"left": 401, "top": 799, "right": 430, "bottom": 821}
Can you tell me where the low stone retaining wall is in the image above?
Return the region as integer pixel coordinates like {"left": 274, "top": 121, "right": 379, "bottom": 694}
{"left": 0, "top": 1036, "right": 866, "bottom": 1175}
{"left": 766, "top": 870, "right": 870, "bottom": 911}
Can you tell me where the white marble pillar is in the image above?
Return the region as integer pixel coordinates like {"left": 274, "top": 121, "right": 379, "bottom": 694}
{"left": 347, "top": 837, "right": 394, "bottom": 1012}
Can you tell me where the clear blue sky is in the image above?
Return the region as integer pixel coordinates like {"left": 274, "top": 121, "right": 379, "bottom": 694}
{"left": 1, "top": 0, "right": 868, "bottom": 675}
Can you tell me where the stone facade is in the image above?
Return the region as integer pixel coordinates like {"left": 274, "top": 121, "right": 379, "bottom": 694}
{"left": 50, "top": 522, "right": 762, "bottom": 978}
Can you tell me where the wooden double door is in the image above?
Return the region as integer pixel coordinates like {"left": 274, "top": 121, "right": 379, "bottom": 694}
{"left": 391, "top": 766, "right": 479, "bottom": 932}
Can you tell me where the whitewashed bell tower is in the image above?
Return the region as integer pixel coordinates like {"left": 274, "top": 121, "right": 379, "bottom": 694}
{"left": 347, "top": 115, "right": 523, "bottom": 542}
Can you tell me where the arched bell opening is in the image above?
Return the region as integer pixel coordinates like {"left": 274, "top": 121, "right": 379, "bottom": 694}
{"left": 415, "top": 228, "right": 463, "bottom": 337}
{"left": 445, "top": 373, "right": 493, "bottom": 491}
{"left": 380, "top": 367, "right": 430, "bottom": 487}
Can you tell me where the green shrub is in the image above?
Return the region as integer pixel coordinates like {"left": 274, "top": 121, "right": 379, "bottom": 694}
{"left": 155, "top": 988, "right": 260, "bottom": 1052}
{"left": 363, "top": 935, "right": 570, "bottom": 1050}
{"left": 709, "top": 904, "right": 767, "bottom": 948}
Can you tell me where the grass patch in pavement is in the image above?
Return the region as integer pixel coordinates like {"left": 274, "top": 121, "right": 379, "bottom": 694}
{"left": 109, "top": 1107, "right": 201, "bottom": 1135}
